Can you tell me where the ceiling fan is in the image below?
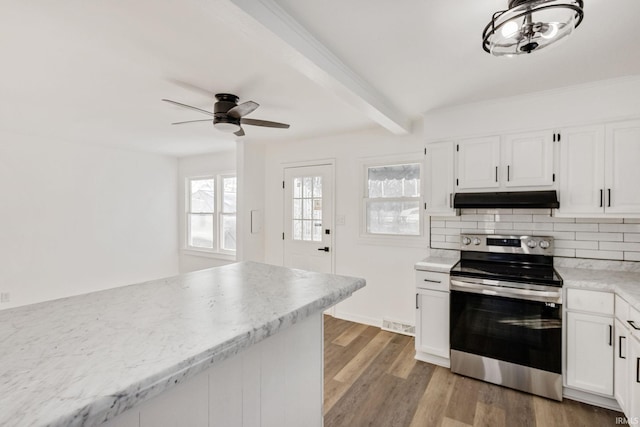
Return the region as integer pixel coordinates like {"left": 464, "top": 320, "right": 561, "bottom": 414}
{"left": 162, "top": 93, "right": 290, "bottom": 137}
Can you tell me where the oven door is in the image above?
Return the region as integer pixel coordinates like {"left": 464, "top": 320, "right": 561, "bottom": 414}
{"left": 450, "top": 278, "right": 562, "bottom": 374}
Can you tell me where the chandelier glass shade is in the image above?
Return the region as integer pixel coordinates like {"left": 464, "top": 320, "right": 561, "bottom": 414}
{"left": 482, "top": 0, "right": 584, "bottom": 56}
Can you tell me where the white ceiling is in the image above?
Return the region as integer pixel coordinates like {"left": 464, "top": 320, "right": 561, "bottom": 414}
{"left": 2, "top": 0, "right": 639, "bottom": 157}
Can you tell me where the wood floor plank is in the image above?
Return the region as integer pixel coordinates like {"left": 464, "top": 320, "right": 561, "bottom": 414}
{"left": 333, "top": 330, "right": 395, "bottom": 384}
{"left": 441, "top": 417, "right": 473, "bottom": 427}
{"left": 387, "top": 337, "right": 417, "bottom": 379}
{"left": 444, "top": 374, "right": 481, "bottom": 424}
{"left": 533, "top": 395, "right": 569, "bottom": 427}
{"left": 562, "top": 398, "right": 621, "bottom": 426}
{"left": 409, "top": 366, "right": 456, "bottom": 427}
{"left": 502, "top": 386, "right": 536, "bottom": 427}
{"left": 325, "top": 333, "right": 376, "bottom": 383}
{"left": 474, "top": 401, "right": 506, "bottom": 427}
{"left": 332, "top": 322, "right": 370, "bottom": 347}
{"left": 323, "top": 315, "right": 352, "bottom": 342}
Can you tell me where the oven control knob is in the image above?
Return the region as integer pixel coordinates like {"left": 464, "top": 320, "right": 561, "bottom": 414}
{"left": 527, "top": 240, "right": 537, "bottom": 248}
{"left": 462, "top": 237, "right": 471, "bottom": 245}
{"left": 472, "top": 237, "right": 481, "bottom": 245}
{"left": 539, "top": 240, "right": 551, "bottom": 249}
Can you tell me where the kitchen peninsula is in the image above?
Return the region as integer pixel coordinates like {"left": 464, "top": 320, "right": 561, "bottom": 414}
{"left": 0, "top": 261, "right": 365, "bottom": 427}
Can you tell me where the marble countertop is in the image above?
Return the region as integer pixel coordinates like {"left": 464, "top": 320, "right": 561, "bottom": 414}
{"left": 558, "top": 267, "right": 640, "bottom": 310}
{"left": 414, "top": 256, "right": 459, "bottom": 273}
{"left": 0, "top": 261, "right": 365, "bottom": 427}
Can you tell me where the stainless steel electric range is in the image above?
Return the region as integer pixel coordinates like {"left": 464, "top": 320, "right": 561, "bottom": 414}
{"left": 449, "top": 233, "right": 564, "bottom": 401}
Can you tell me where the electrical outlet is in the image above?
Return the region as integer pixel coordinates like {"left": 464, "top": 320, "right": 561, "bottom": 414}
{"left": 0, "top": 292, "right": 10, "bottom": 303}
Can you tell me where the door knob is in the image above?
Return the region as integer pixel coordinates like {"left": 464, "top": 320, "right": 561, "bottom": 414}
{"left": 317, "top": 247, "right": 330, "bottom": 252}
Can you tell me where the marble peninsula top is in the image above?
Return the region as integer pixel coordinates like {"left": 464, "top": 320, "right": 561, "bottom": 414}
{"left": 0, "top": 261, "right": 365, "bottom": 427}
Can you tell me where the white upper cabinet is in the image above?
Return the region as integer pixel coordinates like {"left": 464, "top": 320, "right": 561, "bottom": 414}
{"left": 457, "top": 136, "right": 501, "bottom": 190}
{"left": 558, "top": 125, "right": 606, "bottom": 215}
{"left": 605, "top": 120, "right": 640, "bottom": 214}
{"left": 456, "top": 132, "right": 554, "bottom": 191}
{"left": 503, "top": 131, "right": 554, "bottom": 188}
{"left": 559, "top": 119, "right": 640, "bottom": 216}
{"left": 425, "top": 141, "right": 456, "bottom": 215}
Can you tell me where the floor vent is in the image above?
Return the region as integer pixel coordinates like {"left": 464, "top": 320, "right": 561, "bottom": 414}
{"left": 381, "top": 318, "right": 415, "bottom": 336}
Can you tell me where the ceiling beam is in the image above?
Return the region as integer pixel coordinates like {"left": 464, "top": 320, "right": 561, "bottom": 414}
{"left": 219, "top": 0, "right": 411, "bottom": 134}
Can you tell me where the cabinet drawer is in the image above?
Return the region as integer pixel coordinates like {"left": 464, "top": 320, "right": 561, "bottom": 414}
{"left": 567, "top": 288, "right": 614, "bottom": 315}
{"left": 616, "top": 295, "right": 630, "bottom": 321}
{"left": 416, "top": 270, "right": 449, "bottom": 291}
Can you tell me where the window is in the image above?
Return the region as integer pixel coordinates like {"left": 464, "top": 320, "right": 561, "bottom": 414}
{"left": 364, "top": 162, "right": 421, "bottom": 236}
{"left": 186, "top": 174, "right": 236, "bottom": 254}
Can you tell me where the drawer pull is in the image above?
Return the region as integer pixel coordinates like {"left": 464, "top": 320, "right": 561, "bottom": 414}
{"left": 628, "top": 320, "right": 640, "bottom": 330}
{"left": 620, "top": 335, "right": 626, "bottom": 359}
{"left": 423, "top": 279, "right": 442, "bottom": 284}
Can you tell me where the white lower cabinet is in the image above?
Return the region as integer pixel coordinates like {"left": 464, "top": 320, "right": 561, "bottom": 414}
{"left": 415, "top": 269, "right": 450, "bottom": 367}
{"left": 566, "top": 311, "right": 614, "bottom": 395}
{"left": 565, "top": 289, "right": 615, "bottom": 397}
{"left": 615, "top": 317, "right": 630, "bottom": 414}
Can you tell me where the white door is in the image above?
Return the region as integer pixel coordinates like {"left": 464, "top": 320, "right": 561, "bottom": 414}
{"left": 283, "top": 164, "right": 334, "bottom": 274}
{"left": 605, "top": 120, "right": 640, "bottom": 214}
{"left": 457, "top": 136, "right": 501, "bottom": 190}
{"left": 558, "top": 125, "right": 605, "bottom": 215}
{"left": 503, "top": 131, "right": 554, "bottom": 188}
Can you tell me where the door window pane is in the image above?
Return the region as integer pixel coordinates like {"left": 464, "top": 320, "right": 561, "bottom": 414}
{"left": 291, "top": 175, "right": 323, "bottom": 242}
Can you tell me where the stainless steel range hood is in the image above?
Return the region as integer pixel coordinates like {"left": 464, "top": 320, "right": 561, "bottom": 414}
{"left": 453, "top": 190, "right": 559, "bottom": 209}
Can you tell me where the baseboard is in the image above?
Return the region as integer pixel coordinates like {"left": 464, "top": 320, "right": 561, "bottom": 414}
{"left": 563, "top": 387, "right": 621, "bottom": 411}
{"left": 331, "top": 310, "right": 381, "bottom": 329}
{"left": 415, "top": 351, "right": 450, "bottom": 368}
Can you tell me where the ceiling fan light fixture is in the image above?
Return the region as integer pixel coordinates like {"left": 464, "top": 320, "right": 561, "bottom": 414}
{"left": 213, "top": 121, "right": 241, "bottom": 133}
{"left": 482, "top": 0, "right": 584, "bottom": 56}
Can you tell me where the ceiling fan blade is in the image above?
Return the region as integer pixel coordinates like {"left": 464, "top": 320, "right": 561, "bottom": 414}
{"left": 162, "top": 99, "right": 214, "bottom": 116}
{"left": 171, "top": 119, "right": 213, "bottom": 125}
{"left": 234, "top": 127, "right": 246, "bottom": 137}
{"left": 227, "top": 101, "right": 259, "bottom": 119}
{"left": 241, "top": 118, "right": 290, "bottom": 129}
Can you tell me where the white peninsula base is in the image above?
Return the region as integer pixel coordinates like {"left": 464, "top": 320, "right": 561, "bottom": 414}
{"left": 105, "top": 312, "right": 323, "bottom": 427}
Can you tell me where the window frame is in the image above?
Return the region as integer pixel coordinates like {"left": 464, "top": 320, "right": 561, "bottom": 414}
{"left": 184, "top": 172, "right": 236, "bottom": 257}
{"left": 359, "top": 155, "right": 426, "bottom": 246}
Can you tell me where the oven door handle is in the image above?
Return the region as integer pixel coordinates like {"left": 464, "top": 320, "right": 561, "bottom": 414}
{"left": 450, "top": 279, "right": 562, "bottom": 304}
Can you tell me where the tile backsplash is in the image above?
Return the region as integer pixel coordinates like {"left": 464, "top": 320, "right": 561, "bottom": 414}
{"left": 430, "top": 209, "right": 640, "bottom": 262}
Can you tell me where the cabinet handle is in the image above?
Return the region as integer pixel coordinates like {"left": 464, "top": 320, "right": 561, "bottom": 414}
{"left": 628, "top": 320, "right": 640, "bottom": 330}
{"left": 637, "top": 358, "right": 640, "bottom": 383}
{"left": 620, "top": 335, "right": 627, "bottom": 359}
{"left": 608, "top": 189, "right": 612, "bottom": 208}
{"left": 423, "top": 279, "right": 442, "bottom": 284}
{"left": 449, "top": 193, "right": 453, "bottom": 208}
{"left": 609, "top": 325, "right": 613, "bottom": 346}
{"left": 600, "top": 189, "right": 603, "bottom": 208}
{"left": 507, "top": 165, "right": 510, "bottom": 182}
{"left": 495, "top": 166, "right": 498, "bottom": 182}
{"left": 415, "top": 293, "right": 419, "bottom": 309}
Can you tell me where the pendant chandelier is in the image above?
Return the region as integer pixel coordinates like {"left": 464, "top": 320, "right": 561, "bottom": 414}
{"left": 482, "top": 0, "right": 584, "bottom": 56}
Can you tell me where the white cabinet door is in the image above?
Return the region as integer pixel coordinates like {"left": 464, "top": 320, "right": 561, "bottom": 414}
{"left": 566, "top": 311, "right": 614, "bottom": 396}
{"left": 615, "top": 318, "right": 630, "bottom": 414}
{"left": 457, "top": 136, "right": 500, "bottom": 190}
{"left": 416, "top": 289, "right": 449, "bottom": 359}
{"left": 503, "top": 131, "right": 554, "bottom": 188}
{"left": 605, "top": 120, "right": 640, "bottom": 214}
{"left": 628, "top": 335, "right": 640, "bottom": 421}
{"left": 425, "top": 141, "right": 455, "bottom": 215}
{"left": 558, "top": 125, "right": 606, "bottom": 215}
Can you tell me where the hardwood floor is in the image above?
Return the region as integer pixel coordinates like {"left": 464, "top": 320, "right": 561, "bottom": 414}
{"left": 323, "top": 315, "right": 623, "bottom": 427}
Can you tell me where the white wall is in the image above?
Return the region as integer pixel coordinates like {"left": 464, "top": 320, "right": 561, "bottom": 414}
{"left": 424, "top": 75, "right": 640, "bottom": 141}
{"left": 256, "top": 127, "right": 426, "bottom": 327}
{"left": 0, "top": 133, "right": 179, "bottom": 310}
{"left": 178, "top": 150, "right": 237, "bottom": 273}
